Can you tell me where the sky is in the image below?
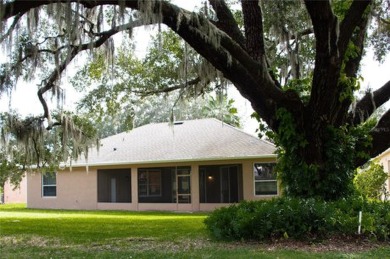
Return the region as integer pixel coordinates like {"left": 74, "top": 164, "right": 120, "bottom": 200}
{"left": 0, "top": 1, "right": 389, "bottom": 135}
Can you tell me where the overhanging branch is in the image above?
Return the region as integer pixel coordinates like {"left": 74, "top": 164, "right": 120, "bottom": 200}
{"left": 36, "top": 21, "right": 145, "bottom": 128}
{"left": 0, "top": 13, "right": 22, "bottom": 43}
{"left": 338, "top": 0, "right": 372, "bottom": 58}
{"left": 350, "top": 80, "right": 390, "bottom": 125}
{"left": 209, "top": 0, "right": 245, "bottom": 49}
{"left": 241, "top": 0, "right": 265, "bottom": 61}
{"left": 354, "top": 109, "right": 390, "bottom": 167}
{"left": 130, "top": 77, "right": 203, "bottom": 97}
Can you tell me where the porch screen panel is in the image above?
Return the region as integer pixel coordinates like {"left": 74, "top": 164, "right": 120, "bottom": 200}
{"left": 138, "top": 168, "right": 174, "bottom": 203}
{"left": 97, "top": 169, "right": 131, "bottom": 203}
{"left": 199, "top": 164, "right": 243, "bottom": 203}
{"left": 177, "top": 167, "right": 191, "bottom": 203}
{"left": 138, "top": 166, "right": 191, "bottom": 203}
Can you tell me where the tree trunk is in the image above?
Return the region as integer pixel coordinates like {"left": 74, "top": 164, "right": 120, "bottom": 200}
{"left": 275, "top": 103, "right": 366, "bottom": 200}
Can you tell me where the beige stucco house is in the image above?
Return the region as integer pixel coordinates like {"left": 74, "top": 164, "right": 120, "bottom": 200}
{"left": 374, "top": 148, "right": 390, "bottom": 199}
{"left": 27, "top": 118, "right": 278, "bottom": 211}
{"left": 2, "top": 175, "right": 27, "bottom": 204}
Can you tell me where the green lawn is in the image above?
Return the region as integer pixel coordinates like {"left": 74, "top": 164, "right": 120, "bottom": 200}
{"left": 0, "top": 204, "right": 389, "bottom": 258}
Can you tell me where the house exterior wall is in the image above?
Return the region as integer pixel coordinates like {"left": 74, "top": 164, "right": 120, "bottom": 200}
{"left": 3, "top": 175, "right": 27, "bottom": 204}
{"left": 27, "top": 157, "right": 277, "bottom": 211}
{"left": 375, "top": 149, "right": 390, "bottom": 198}
{"left": 27, "top": 169, "right": 98, "bottom": 210}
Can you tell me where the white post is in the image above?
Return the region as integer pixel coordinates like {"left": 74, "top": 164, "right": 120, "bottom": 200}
{"left": 358, "top": 211, "right": 362, "bottom": 235}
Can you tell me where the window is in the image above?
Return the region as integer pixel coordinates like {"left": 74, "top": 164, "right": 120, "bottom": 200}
{"left": 42, "top": 173, "right": 56, "bottom": 197}
{"left": 97, "top": 169, "right": 131, "bottom": 203}
{"left": 138, "top": 169, "right": 162, "bottom": 197}
{"left": 254, "top": 163, "right": 277, "bottom": 195}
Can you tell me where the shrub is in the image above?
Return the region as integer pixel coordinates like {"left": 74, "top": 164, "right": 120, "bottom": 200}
{"left": 353, "top": 162, "right": 388, "bottom": 200}
{"left": 204, "top": 197, "right": 390, "bottom": 241}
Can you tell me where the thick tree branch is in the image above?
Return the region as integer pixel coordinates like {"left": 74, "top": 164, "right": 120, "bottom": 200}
{"left": 241, "top": 0, "right": 265, "bottom": 61}
{"left": 0, "top": 13, "right": 21, "bottom": 43}
{"left": 349, "top": 80, "right": 390, "bottom": 125}
{"left": 1, "top": 0, "right": 125, "bottom": 21}
{"left": 304, "top": 0, "right": 335, "bottom": 57}
{"left": 370, "top": 109, "right": 390, "bottom": 154}
{"left": 209, "top": 0, "right": 245, "bottom": 49}
{"left": 305, "top": 0, "right": 371, "bottom": 127}
{"left": 334, "top": 11, "right": 370, "bottom": 126}
{"left": 338, "top": 0, "right": 372, "bottom": 58}
{"left": 131, "top": 77, "right": 202, "bottom": 97}
{"left": 36, "top": 21, "right": 142, "bottom": 128}
{"left": 380, "top": 18, "right": 390, "bottom": 25}
{"left": 305, "top": 1, "right": 341, "bottom": 122}
{"left": 160, "top": 2, "right": 297, "bottom": 128}
{"left": 355, "top": 109, "right": 390, "bottom": 167}
{"left": 2, "top": 0, "right": 300, "bottom": 130}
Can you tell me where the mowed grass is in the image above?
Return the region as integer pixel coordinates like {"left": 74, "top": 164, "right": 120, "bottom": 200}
{"left": 0, "top": 204, "right": 206, "bottom": 243}
{"left": 1, "top": 204, "right": 389, "bottom": 259}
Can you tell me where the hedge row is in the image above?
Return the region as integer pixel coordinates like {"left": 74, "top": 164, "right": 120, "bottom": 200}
{"left": 204, "top": 197, "right": 390, "bottom": 241}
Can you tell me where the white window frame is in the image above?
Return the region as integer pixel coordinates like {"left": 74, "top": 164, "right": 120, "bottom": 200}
{"left": 253, "top": 163, "right": 278, "bottom": 196}
{"left": 42, "top": 173, "right": 57, "bottom": 198}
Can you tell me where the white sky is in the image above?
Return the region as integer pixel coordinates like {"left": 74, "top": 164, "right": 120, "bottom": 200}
{"left": 0, "top": 1, "right": 389, "bottom": 135}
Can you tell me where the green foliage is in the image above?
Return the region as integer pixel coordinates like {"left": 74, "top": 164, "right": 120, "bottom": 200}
{"left": 2, "top": 205, "right": 390, "bottom": 258}
{"left": 338, "top": 41, "right": 363, "bottom": 102}
{"left": 283, "top": 77, "right": 312, "bottom": 104}
{"left": 261, "top": 0, "right": 314, "bottom": 83}
{"left": 0, "top": 111, "right": 98, "bottom": 185}
{"left": 272, "top": 108, "right": 373, "bottom": 200}
{"left": 271, "top": 108, "right": 316, "bottom": 198}
{"left": 205, "top": 197, "right": 390, "bottom": 241}
{"left": 0, "top": 150, "right": 24, "bottom": 189}
{"left": 369, "top": 0, "right": 390, "bottom": 62}
{"left": 331, "top": 0, "right": 353, "bottom": 19}
{"left": 201, "top": 93, "right": 241, "bottom": 128}
{"left": 354, "top": 162, "right": 388, "bottom": 200}
{"left": 74, "top": 30, "right": 240, "bottom": 135}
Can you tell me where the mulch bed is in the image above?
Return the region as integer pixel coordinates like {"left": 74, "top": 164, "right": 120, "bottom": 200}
{"left": 247, "top": 235, "right": 390, "bottom": 252}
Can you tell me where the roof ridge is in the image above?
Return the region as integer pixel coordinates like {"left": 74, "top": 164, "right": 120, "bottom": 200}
{"left": 207, "top": 118, "right": 275, "bottom": 147}
{"left": 101, "top": 118, "right": 275, "bottom": 148}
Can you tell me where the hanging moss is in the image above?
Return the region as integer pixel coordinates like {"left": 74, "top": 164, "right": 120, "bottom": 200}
{"left": 0, "top": 112, "right": 98, "bottom": 172}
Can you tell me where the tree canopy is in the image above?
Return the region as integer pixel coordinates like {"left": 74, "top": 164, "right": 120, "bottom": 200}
{"left": 0, "top": 0, "right": 389, "bottom": 200}
{"left": 72, "top": 29, "right": 241, "bottom": 137}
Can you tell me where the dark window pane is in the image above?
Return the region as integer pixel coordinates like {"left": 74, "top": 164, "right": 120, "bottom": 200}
{"left": 43, "top": 174, "right": 56, "bottom": 185}
{"left": 42, "top": 173, "right": 56, "bottom": 197}
{"left": 43, "top": 186, "right": 56, "bottom": 197}
{"left": 178, "top": 176, "right": 191, "bottom": 195}
{"left": 255, "top": 181, "right": 277, "bottom": 195}
{"left": 254, "top": 163, "right": 276, "bottom": 180}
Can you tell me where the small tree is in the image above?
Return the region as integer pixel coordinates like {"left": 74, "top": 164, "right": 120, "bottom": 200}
{"left": 354, "top": 161, "right": 389, "bottom": 200}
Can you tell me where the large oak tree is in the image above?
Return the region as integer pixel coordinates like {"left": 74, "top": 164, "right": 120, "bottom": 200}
{"left": 0, "top": 0, "right": 389, "bottom": 199}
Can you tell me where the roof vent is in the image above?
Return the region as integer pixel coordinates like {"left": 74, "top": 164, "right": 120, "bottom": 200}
{"left": 173, "top": 121, "right": 184, "bottom": 125}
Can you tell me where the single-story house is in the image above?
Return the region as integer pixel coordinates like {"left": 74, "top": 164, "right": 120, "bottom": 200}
{"left": 27, "top": 118, "right": 278, "bottom": 211}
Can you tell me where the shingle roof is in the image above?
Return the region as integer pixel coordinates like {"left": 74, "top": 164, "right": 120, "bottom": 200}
{"left": 73, "top": 118, "right": 276, "bottom": 166}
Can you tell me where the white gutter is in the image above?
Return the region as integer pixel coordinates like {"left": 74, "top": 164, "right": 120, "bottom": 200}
{"left": 65, "top": 154, "right": 277, "bottom": 169}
